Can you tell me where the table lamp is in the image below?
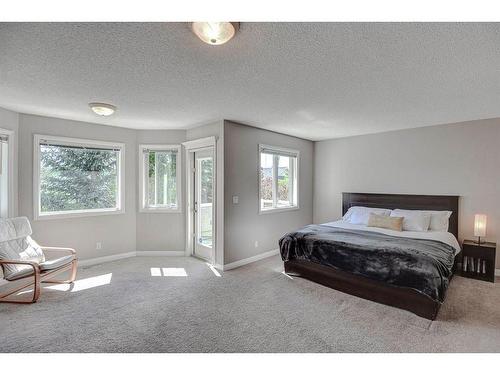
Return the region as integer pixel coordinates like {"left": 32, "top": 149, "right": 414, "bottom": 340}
{"left": 474, "top": 214, "right": 487, "bottom": 244}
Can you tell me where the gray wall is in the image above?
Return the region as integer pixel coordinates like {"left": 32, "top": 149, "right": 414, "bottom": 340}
{"left": 0, "top": 107, "right": 19, "bottom": 216}
{"left": 18, "top": 114, "right": 138, "bottom": 260}
{"left": 14, "top": 108, "right": 498, "bottom": 270}
{"left": 224, "top": 121, "right": 314, "bottom": 264}
{"left": 186, "top": 121, "right": 223, "bottom": 141}
{"left": 0, "top": 107, "right": 18, "bottom": 131}
{"left": 12, "top": 112, "right": 222, "bottom": 261}
{"left": 314, "top": 118, "right": 500, "bottom": 267}
{"left": 136, "top": 129, "right": 187, "bottom": 252}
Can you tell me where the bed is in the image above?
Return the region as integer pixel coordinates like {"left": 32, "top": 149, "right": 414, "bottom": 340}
{"left": 280, "top": 192, "right": 460, "bottom": 320}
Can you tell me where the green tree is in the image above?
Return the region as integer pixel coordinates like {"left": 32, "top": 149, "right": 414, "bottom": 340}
{"left": 278, "top": 168, "right": 289, "bottom": 201}
{"left": 200, "top": 158, "right": 213, "bottom": 203}
{"left": 40, "top": 145, "right": 118, "bottom": 212}
{"left": 148, "top": 151, "right": 177, "bottom": 206}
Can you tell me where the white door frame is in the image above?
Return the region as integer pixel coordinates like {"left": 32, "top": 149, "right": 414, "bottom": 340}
{"left": 182, "top": 136, "right": 217, "bottom": 264}
{"left": 0, "top": 127, "right": 15, "bottom": 217}
{"left": 193, "top": 148, "right": 214, "bottom": 260}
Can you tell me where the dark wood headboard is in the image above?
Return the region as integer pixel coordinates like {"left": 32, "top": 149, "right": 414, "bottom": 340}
{"left": 342, "top": 192, "right": 459, "bottom": 239}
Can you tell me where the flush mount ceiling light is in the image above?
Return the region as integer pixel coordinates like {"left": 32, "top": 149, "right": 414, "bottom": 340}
{"left": 191, "top": 22, "right": 239, "bottom": 45}
{"left": 89, "top": 102, "right": 116, "bottom": 116}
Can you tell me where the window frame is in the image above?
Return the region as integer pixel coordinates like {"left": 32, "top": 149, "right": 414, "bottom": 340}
{"left": 0, "top": 127, "right": 15, "bottom": 218}
{"left": 138, "top": 144, "right": 182, "bottom": 213}
{"left": 258, "top": 144, "right": 300, "bottom": 214}
{"left": 33, "top": 134, "right": 126, "bottom": 220}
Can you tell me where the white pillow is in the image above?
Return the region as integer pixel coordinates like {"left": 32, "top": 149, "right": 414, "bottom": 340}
{"left": 424, "top": 210, "right": 452, "bottom": 232}
{"left": 343, "top": 206, "right": 391, "bottom": 225}
{"left": 390, "top": 209, "right": 431, "bottom": 232}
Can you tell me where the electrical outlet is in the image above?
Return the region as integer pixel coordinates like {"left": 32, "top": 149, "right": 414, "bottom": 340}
{"left": 232, "top": 195, "right": 239, "bottom": 204}
{"left": 254, "top": 241, "right": 259, "bottom": 248}
{"left": 96, "top": 242, "right": 102, "bottom": 250}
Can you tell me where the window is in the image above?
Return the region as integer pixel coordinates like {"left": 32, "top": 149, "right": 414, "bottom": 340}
{"left": 0, "top": 130, "right": 13, "bottom": 218}
{"left": 34, "top": 135, "right": 125, "bottom": 219}
{"left": 139, "top": 144, "right": 181, "bottom": 212}
{"left": 259, "top": 144, "right": 299, "bottom": 213}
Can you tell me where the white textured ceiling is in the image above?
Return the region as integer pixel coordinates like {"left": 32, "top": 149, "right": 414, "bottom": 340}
{"left": 1, "top": 22, "right": 499, "bottom": 140}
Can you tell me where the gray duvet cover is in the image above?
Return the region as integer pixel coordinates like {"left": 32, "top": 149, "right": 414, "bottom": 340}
{"left": 279, "top": 225, "right": 456, "bottom": 302}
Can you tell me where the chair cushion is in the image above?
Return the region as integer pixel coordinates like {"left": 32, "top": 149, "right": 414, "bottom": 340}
{"left": 4, "top": 266, "right": 36, "bottom": 281}
{"left": 40, "top": 255, "right": 75, "bottom": 271}
{"left": 4, "top": 255, "right": 75, "bottom": 281}
{"left": 0, "top": 217, "right": 45, "bottom": 280}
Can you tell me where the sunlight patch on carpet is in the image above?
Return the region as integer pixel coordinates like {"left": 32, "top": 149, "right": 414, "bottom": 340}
{"left": 206, "top": 263, "right": 222, "bottom": 277}
{"left": 150, "top": 267, "right": 188, "bottom": 277}
{"left": 17, "top": 273, "right": 113, "bottom": 295}
{"left": 162, "top": 268, "right": 187, "bottom": 277}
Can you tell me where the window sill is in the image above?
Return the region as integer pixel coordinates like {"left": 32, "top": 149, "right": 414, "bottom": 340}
{"left": 35, "top": 208, "right": 125, "bottom": 221}
{"left": 259, "top": 206, "right": 300, "bottom": 215}
{"left": 139, "top": 207, "right": 182, "bottom": 214}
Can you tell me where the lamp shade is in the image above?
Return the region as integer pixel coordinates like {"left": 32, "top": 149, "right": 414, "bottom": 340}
{"left": 474, "top": 214, "right": 487, "bottom": 237}
{"left": 89, "top": 102, "right": 116, "bottom": 116}
{"left": 191, "top": 22, "right": 239, "bottom": 45}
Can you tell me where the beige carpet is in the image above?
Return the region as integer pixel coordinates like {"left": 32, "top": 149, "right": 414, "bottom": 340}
{"left": 1, "top": 255, "right": 499, "bottom": 352}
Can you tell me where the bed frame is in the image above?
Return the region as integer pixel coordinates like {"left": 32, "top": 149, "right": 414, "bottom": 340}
{"left": 284, "top": 192, "right": 459, "bottom": 320}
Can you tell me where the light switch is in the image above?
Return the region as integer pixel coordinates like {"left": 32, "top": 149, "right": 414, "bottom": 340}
{"left": 232, "top": 195, "right": 239, "bottom": 204}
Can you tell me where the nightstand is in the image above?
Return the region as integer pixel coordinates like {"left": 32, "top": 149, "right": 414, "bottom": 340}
{"left": 460, "top": 240, "right": 496, "bottom": 283}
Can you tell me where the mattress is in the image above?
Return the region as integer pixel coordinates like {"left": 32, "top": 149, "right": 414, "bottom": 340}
{"left": 279, "top": 221, "right": 459, "bottom": 303}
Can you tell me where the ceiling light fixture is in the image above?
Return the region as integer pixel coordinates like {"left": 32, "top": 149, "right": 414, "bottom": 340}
{"left": 89, "top": 102, "right": 116, "bottom": 116}
{"left": 191, "top": 22, "right": 239, "bottom": 45}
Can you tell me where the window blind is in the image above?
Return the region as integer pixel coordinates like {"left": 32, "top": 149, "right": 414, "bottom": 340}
{"left": 142, "top": 148, "right": 178, "bottom": 154}
{"left": 39, "top": 140, "right": 121, "bottom": 152}
{"left": 259, "top": 147, "right": 298, "bottom": 158}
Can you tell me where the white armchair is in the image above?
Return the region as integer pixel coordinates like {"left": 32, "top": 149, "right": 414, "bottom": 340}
{"left": 0, "top": 217, "right": 77, "bottom": 303}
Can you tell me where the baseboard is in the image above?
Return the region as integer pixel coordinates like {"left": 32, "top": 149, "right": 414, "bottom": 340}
{"left": 77, "top": 249, "right": 282, "bottom": 270}
{"left": 78, "top": 252, "right": 136, "bottom": 267}
{"left": 223, "top": 249, "right": 280, "bottom": 271}
{"left": 78, "top": 250, "right": 185, "bottom": 267}
{"left": 136, "top": 251, "right": 185, "bottom": 257}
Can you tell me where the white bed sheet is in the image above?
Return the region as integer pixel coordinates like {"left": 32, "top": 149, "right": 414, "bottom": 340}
{"left": 323, "top": 220, "right": 461, "bottom": 255}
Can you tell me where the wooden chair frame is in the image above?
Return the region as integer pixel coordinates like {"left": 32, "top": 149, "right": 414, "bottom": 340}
{"left": 0, "top": 247, "right": 77, "bottom": 304}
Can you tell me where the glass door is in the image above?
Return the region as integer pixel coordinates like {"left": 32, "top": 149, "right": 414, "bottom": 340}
{"left": 194, "top": 148, "right": 214, "bottom": 261}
